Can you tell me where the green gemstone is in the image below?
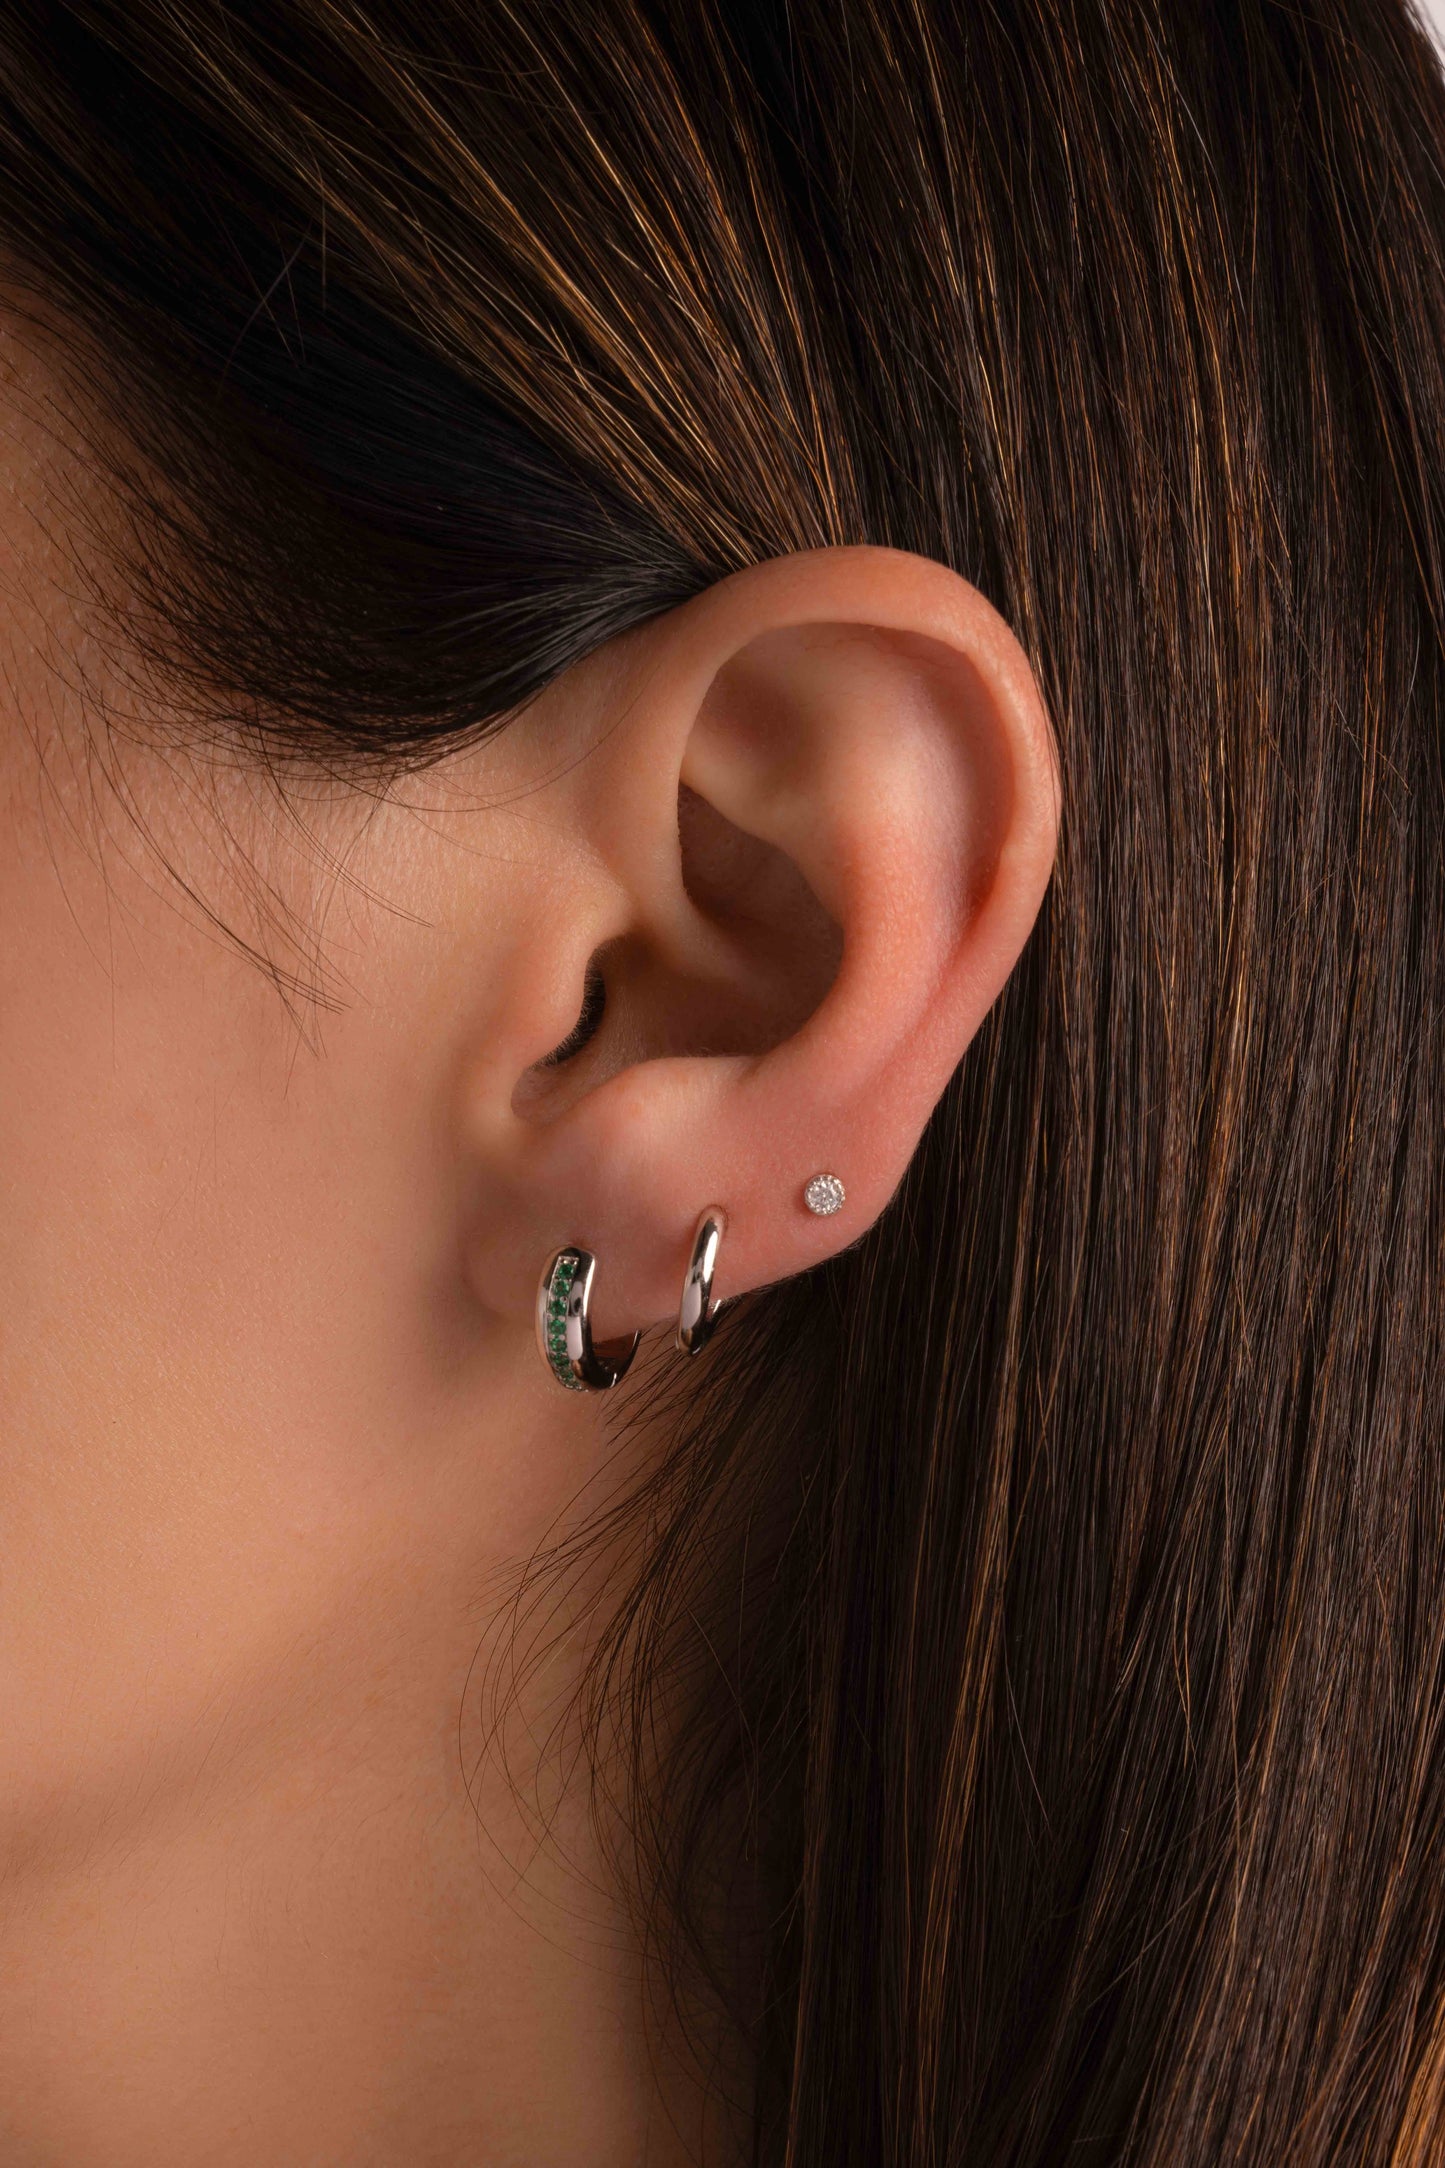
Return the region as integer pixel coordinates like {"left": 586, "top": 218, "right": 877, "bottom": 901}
{"left": 544, "top": 1255, "right": 584, "bottom": 1387}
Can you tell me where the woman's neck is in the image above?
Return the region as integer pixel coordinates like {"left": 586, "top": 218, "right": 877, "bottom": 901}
{"left": 0, "top": 1420, "right": 732, "bottom": 2167}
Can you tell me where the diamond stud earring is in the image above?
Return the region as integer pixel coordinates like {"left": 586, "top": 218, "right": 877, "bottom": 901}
{"left": 803, "top": 1172, "right": 846, "bottom": 1216}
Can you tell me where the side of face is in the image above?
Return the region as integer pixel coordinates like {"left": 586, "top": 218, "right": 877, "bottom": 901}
{"left": 0, "top": 311, "right": 1058, "bottom": 1896}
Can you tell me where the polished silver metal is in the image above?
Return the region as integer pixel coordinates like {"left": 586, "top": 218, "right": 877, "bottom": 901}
{"left": 536, "top": 1245, "right": 641, "bottom": 1393}
{"left": 675, "top": 1206, "right": 727, "bottom": 1355}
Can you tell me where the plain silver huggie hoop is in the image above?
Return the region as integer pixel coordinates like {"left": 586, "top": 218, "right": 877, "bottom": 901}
{"left": 676, "top": 1207, "right": 727, "bottom": 1355}
{"left": 536, "top": 1247, "right": 641, "bottom": 1393}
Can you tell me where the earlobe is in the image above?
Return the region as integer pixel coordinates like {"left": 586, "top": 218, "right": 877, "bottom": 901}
{"left": 467, "top": 546, "right": 1059, "bottom": 1362}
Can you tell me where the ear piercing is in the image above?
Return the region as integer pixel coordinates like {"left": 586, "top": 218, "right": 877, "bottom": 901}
{"left": 537, "top": 1204, "right": 728, "bottom": 1394}
{"left": 536, "top": 1247, "right": 641, "bottom": 1393}
{"left": 538, "top": 1177, "right": 843, "bottom": 1392}
{"left": 803, "top": 1172, "right": 845, "bottom": 1216}
{"left": 676, "top": 1207, "right": 726, "bottom": 1355}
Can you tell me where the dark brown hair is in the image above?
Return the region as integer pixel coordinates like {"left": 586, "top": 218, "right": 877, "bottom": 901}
{"left": 3, "top": 2, "right": 1445, "bottom": 2159}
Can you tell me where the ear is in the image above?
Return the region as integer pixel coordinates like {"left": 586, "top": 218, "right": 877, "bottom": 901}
{"left": 465, "top": 545, "right": 1059, "bottom": 1354}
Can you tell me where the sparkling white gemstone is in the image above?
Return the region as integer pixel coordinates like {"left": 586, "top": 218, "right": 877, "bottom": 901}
{"left": 803, "top": 1172, "right": 845, "bottom": 1216}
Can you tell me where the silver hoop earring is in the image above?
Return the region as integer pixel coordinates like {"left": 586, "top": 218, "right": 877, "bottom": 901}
{"left": 676, "top": 1207, "right": 727, "bottom": 1355}
{"left": 536, "top": 1246, "right": 641, "bottom": 1393}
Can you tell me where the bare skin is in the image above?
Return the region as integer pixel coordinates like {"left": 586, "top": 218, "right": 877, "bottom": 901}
{"left": 0, "top": 313, "right": 1059, "bottom": 2167}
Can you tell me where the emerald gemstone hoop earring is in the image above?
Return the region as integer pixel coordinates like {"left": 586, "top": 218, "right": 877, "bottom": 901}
{"left": 535, "top": 1246, "right": 641, "bottom": 1393}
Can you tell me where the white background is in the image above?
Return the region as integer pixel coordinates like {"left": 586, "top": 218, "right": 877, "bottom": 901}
{"left": 1419, "top": 0, "right": 1445, "bottom": 49}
